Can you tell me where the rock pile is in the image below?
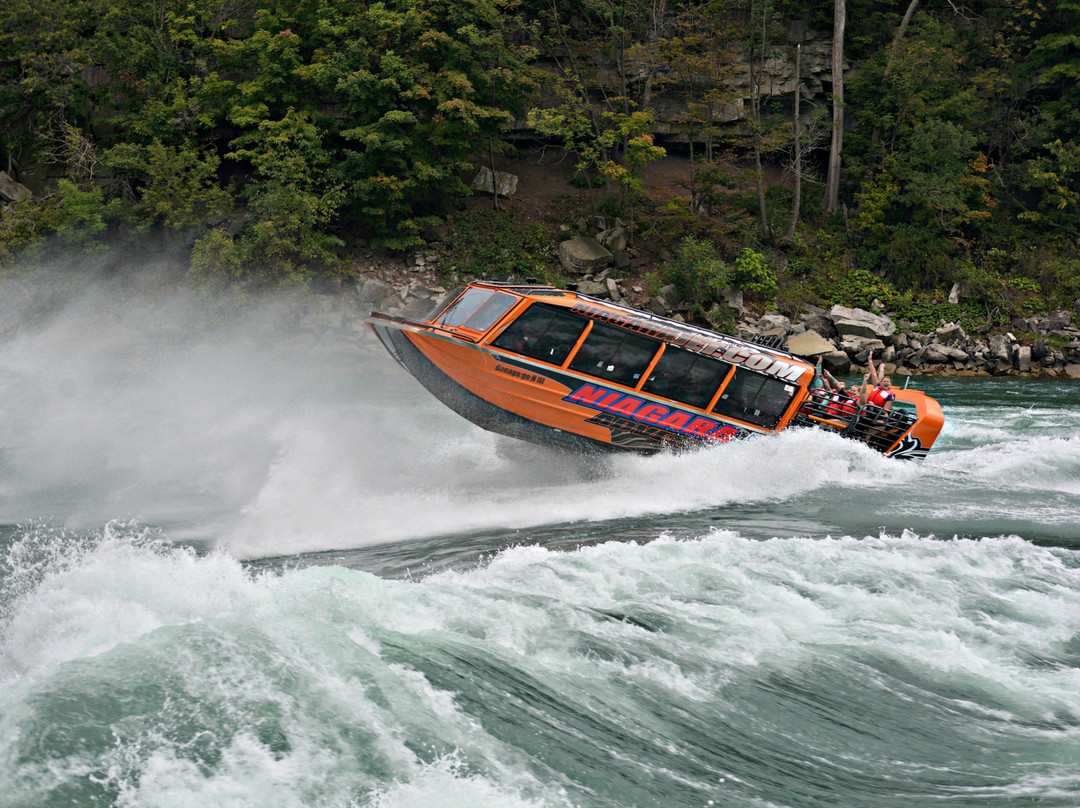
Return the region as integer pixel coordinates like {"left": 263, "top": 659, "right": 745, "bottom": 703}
{"left": 749, "top": 304, "right": 1080, "bottom": 379}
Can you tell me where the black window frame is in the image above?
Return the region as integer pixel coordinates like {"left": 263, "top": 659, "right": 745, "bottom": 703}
{"left": 642, "top": 345, "right": 732, "bottom": 410}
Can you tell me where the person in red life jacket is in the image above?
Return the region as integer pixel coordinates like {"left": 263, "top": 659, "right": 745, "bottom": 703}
{"left": 827, "top": 379, "right": 860, "bottom": 416}
{"left": 821, "top": 377, "right": 859, "bottom": 417}
{"left": 863, "top": 349, "right": 895, "bottom": 410}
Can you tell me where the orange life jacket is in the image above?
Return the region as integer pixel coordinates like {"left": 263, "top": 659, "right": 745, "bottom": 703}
{"left": 868, "top": 386, "right": 895, "bottom": 408}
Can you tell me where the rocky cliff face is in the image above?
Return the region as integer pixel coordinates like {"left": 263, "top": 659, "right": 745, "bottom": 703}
{"left": 523, "top": 20, "right": 839, "bottom": 141}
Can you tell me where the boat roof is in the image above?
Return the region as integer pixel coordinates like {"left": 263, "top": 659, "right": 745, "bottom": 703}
{"left": 460, "top": 280, "right": 815, "bottom": 371}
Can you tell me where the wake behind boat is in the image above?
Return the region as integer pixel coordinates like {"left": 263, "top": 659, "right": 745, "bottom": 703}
{"left": 367, "top": 280, "right": 944, "bottom": 459}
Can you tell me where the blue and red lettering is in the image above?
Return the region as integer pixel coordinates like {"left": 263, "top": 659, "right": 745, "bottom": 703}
{"left": 635, "top": 403, "right": 670, "bottom": 424}
{"left": 684, "top": 416, "right": 720, "bottom": 437}
{"left": 564, "top": 383, "right": 741, "bottom": 444}
{"left": 608, "top": 396, "right": 645, "bottom": 417}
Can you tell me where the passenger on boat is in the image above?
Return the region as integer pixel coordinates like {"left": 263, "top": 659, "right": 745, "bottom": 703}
{"left": 512, "top": 326, "right": 541, "bottom": 355}
{"left": 824, "top": 379, "right": 859, "bottom": 417}
{"left": 863, "top": 350, "right": 895, "bottom": 410}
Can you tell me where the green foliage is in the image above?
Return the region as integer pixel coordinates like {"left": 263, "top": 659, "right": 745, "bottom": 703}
{"left": 813, "top": 265, "right": 897, "bottom": 311}
{"left": 310, "top": 0, "right": 537, "bottom": 249}
{"left": 102, "top": 140, "right": 232, "bottom": 231}
{"left": 190, "top": 227, "right": 244, "bottom": 284}
{"left": 569, "top": 170, "right": 606, "bottom": 189}
{"left": 731, "top": 247, "right": 777, "bottom": 297}
{"left": 658, "top": 235, "right": 728, "bottom": 315}
{"left": 844, "top": 15, "right": 997, "bottom": 289}
{"left": 0, "top": 199, "right": 63, "bottom": 263}
{"left": 1018, "top": 138, "right": 1080, "bottom": 241}
{"left": 217, "top": 109, "right": 344, "bottom": 282}
{"left": 441, "top": 207, "right": 553, "bottom": 282}
{"left": 54, "top": 179, "right": 112, "bottom": 252}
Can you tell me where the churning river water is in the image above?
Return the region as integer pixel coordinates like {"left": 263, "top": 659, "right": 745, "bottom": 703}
{"left": 1, "top": 277, "right": 1078, "bottom": 808}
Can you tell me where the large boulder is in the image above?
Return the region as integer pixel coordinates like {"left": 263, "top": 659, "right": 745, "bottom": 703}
{"left": 828, "top": 305, "right": 897, "bottom": 341}
{"left": 575, "top": 279, "right": 608, "bottom": 298}
{"left": 356, "top": 278, "right": 399, "bottom": 312}
{"left": 470, "top": 167, "right": 518, "bottom": 198}
{"left": 786, "top": 329, "right": 836, "bottom": 358}
{"left": 923, "top": 343, "right": 970, "bottom": 364}
{"left": 596, "top": 226, "right": 628, "bottom": 254}
{"left": 840, "top": 335, "right": 886, "bottom": 357}
{"left": 1014, "top": 345, "right": 1032, "bottom": 372}
{"left": 721, "top": 287, "right": 743, "bottom": 312}
{"left": 801, "top": 311, "right": 838, "bottom": 340}
{"left": 935, "top": 321, "right": 967, "bottom": 344}
{"left": 987, "top": 333, "right": 1012, "bottom": 362}
{"left": 558, "top": 237, "right": 613, "bottom": 274}
{"left": 0, "top": 171, "right": 31, "bottom": 203}
{"left": 819, "top": 350, "right": 851, "bottom": 375}
{"left": 756, "top": 312, "right": 792, "bottom": 334}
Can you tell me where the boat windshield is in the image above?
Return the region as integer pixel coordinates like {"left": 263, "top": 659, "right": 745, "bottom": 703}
{"left": 432, "top": 287, "right": 516, "bottom": 330}
{"left": 435, "top": 288, "right": 517, "bottom": 332}
{"left": 711, "top": 369, "right": 798, "bottom": 429}
{"left": 491, "top": 303, "right": 588, "bottom": 365}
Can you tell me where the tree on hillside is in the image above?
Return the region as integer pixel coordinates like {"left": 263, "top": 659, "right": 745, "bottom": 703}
{"left": 529, "top": 0, "right": 670, "bottom": 205}
{"left": 1013, "top": 0, "right": 1080, "bottom": 243}
{"left": 846, "top": 14, "right": 993, "bottom": 289}
{"left": 303, "top": 0, "right": 536, "bottom": 249}
{"left": 0, "top": 0, "right": 100, "bottom": 179}
{"left": 822, "top": 0, "right": 844, "bottom": 213}
{"left": 637, "top": 1, "right": 744, "bottom": 216}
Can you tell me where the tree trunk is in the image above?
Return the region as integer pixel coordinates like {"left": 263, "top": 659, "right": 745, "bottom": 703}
{"left": 888, "top": 0, "right": 920, "bottom": 76}
{"left": 824, "top": 0, "right": 845, "bottom": 213}
{"left": 786, "top": 43, "right": 802, "bottom": 240}
{"left": 751, "top": 2, "right": 773, "bottom": 239}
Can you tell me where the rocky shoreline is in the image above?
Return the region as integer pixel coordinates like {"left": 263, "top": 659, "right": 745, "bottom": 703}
{"left": 353, "top": 268, "right": 1080, "bottom": 381}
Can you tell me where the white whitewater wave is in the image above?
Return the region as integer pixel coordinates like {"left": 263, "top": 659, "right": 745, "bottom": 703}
{"left": 2, "top": 525, "right": 1078, "bottom": 807}
{"left": 221, "top": 423, "right": 907, "bottom": 558}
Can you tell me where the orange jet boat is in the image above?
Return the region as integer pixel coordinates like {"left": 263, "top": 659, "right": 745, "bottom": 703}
{"left": 366, "top": 281, "right": 944, "bottom": 459}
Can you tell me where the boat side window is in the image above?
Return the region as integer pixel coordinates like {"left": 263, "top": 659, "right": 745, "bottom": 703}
{"left": 435, "top": 287, "right": 504, "bottom": 328}
{"left": 642, "top": 346, "right": 732, "bottom": 409}
{"left": 491, "top": 304, "right": 588, "bottom": 364}
{"left": 711, "top": 369, "right": 798, "bottom": 429}
{"left": 568, "top": 320, "right": 660, "bottom": 387}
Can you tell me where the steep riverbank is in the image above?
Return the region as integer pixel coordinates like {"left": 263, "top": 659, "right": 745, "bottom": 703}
{"left": 2, "top": 236, "right": 1078, "bottom": 382}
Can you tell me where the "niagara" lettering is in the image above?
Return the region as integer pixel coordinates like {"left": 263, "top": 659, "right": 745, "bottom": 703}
{"left": 565, "top": 384, "right": 741, "bottom": 443}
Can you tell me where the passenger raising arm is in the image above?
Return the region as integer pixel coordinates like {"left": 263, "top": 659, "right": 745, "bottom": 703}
{"left": 863, "top": 350, "right": 895, "bottom": 410}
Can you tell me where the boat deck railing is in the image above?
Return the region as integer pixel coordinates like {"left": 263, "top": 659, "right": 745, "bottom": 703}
{"left": 748, "top": 333, "right": 786, "bottom": 351}
{"left": 796, "top": 393, "right": 918, "bottom": 453}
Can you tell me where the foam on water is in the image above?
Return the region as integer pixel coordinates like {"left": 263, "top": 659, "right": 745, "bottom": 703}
{"left": 3, "top": 524, "right": 1078, "bottom": 807}
{"left": 222, "top": 424, "right": 905, "bottom": 558}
